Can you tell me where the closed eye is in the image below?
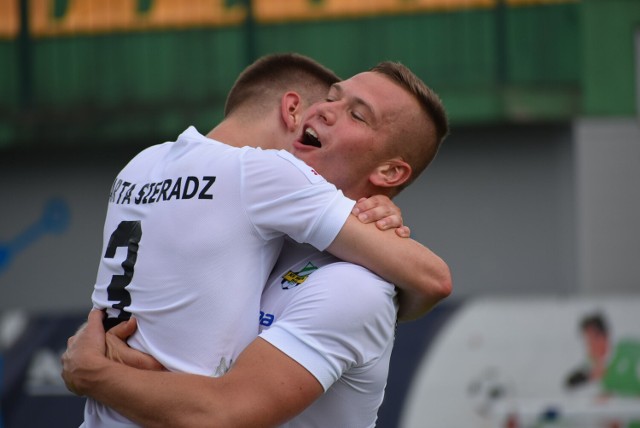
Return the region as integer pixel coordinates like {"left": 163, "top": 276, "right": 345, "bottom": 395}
{"left": 351, "top": 111, "right": 365, "bottom": 122}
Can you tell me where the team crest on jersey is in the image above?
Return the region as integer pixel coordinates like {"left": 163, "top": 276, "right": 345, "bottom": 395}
{"left": 281, "top": 262, "right": 318, "bottom": 289}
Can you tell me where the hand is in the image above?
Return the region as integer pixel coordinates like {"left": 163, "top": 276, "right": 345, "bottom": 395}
{"left": 106, "top": 317, "right": 165, "bottom": 371}
{"left": 351, "top": 195, "right": 411, "bottom": 238}
{"left": 61, "top": 309, "right": 108, "bottom": 396}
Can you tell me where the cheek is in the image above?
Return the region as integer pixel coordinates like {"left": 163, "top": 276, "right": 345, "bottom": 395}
{"left": 331, "top": 129, "right": 379, "bottom": 166}
{"left": 342, "top": 134, "right": 375, "bottom": 156}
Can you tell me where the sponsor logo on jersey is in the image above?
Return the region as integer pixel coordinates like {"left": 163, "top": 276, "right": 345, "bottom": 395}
{"left": 259, "top": 311, "right": 275, "bottom": 327}
{"left": 280, "top": 262, "right": 318, "bottom": 289}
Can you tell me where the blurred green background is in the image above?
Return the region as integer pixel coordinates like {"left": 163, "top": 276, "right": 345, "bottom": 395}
{"left": 1, "top": 0, "right": 637, "bottom": 150}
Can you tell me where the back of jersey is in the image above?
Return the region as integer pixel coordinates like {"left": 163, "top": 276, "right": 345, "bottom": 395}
{"left": 93, "top": 127, "right": 273, "bottom": 376}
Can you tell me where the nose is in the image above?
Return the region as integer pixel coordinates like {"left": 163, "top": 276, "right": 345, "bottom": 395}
{"left": 314, "top": 100, "right": 338, "bottom": 125}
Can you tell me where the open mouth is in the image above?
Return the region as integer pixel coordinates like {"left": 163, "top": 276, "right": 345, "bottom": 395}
{"left": 301, "top": 127, "right": 321, "bottom": 148}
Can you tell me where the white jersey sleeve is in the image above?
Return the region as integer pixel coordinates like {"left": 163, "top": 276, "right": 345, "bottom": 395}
{"left": 241, "top": 149, "right": 355, "bottom": 251}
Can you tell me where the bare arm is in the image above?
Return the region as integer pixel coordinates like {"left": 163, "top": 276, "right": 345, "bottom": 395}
{"left": 350, "top": 195, "right": 450, "bottom": 320}
{"left": 63, "top": 310, "right": 322, "bottom": 428}
{"left": 326, "top": 214, "right": 451, "bottom": 319}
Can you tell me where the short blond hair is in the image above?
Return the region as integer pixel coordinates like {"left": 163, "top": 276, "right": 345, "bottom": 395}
{"left": 370, "top": 61, "right": 449, "bottom": 189}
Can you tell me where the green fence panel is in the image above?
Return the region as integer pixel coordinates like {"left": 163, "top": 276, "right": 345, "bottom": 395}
{"left": 2, "top": 1, "right": 636, "bottom": 149}
{"left": 582, "top": 0, "right": 639, "bottom": 116}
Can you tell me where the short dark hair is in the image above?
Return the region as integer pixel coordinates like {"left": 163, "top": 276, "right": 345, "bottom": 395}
{"left": 580, "top": 312, "right": 608, "bottom": 335}
{"left": 224, "top": 53, "right": 340, "bottom": 117}
{"left": 370, "top": 61, "right": 449, "bottom": 190}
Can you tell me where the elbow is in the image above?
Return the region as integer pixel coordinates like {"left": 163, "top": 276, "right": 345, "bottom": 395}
{"left": 425, "top": 258, "right": 452, "bottom": 302}
{"left": 396, "top": 260, "right": 452, "bottom": 322}
{"left": 440, "top": 262, "right": 453, "bottom": 299}
{"left": 438, "top": 262, "right": 453, "bottom": 300}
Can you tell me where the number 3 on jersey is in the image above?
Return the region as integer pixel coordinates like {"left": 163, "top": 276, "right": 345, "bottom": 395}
{"left": 103, "top": 220, "right": 142, "bottom": 330}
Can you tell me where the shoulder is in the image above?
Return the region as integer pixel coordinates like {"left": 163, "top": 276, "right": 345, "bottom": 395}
{"left": 310, "top": 262, "right": 395, "bottom": 296}
{"left": 273, "top": 150, "right": 326, "bottom": 184}
{"left": 291, "top": 262, "right": 397, "bottom": 325}
{"left": 242, "top": 149, "right": 328, "bottom": 185}
{"left": 125, "top": 127, "right": 231, "bottom": 166}
{"left": 262, "top": 261, "right": 397, "bottom": 376}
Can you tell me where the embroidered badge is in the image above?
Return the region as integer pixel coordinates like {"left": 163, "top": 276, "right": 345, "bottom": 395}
{"left": 281, "top": 262, "right": 318, "bottom": 289}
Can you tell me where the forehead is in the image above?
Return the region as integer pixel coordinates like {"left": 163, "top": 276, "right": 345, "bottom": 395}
{"left": 336, "top": 72, "right": 400, "bottom": 101}
{"left": 336, "top": 72, "right": 417, "bottom": 124}
{"left": 584, "top": 325, "right": 606, "bottom": 337}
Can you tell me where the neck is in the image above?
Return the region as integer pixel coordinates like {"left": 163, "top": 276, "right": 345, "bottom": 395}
{"left": 206, "top": 117, "right": 253, "bottom": 148}
{"left": 340, "top": 181, "right": 392, "bottom": 201}
{"left": 206, "top": 112, "right": 282, "bottom": 150}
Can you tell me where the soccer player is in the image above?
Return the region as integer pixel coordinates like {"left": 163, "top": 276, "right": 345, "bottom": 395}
{"left": 63, "top": 58, "right": 451, "bottom": 427}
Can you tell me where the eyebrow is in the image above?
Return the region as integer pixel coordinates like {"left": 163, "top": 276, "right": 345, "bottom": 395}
{"left": 329, "top": 82, "right": 377, "bottom": 125}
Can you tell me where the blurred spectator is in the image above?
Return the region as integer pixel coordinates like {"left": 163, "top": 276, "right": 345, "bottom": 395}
{"left": 565, "top": 312, "right": 610, "bottom": 390}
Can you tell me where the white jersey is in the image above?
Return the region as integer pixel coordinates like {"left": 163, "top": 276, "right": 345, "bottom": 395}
{"left": 259, "top": 239, "right": 398, "bottom": 428}
{"left": 84, "top": 127, "right": 354, "bottom": 427}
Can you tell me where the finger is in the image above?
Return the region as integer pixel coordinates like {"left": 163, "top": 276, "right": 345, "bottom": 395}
{"left": 368, "top": 195, "right": 399, "bottom": 216}
{"left": 61, "top": 310, "right": 108, "bottom": 397}
{"left": 60, "top": 366, "right": 82, "bottom": 396}
{"left": 86, "top": 309, "right": 106, "bottom": 332}
{"left": 60, "top": 351, "right": 80, "bottom": 395}
{"left": 351, "top": 197, "right": 369, "bottom": 216}
{"left": 107, "top": 317, "right": 137, "bottom": 341}
{"left": 105, "top": 333, "right": 165, "bottom": 371}
{"left": 129, "top": 352, "right": 166, "bottom": 371}
{"left": 352, "top": 195, "right": 388, "bottom": 214}
{"left": 395, "top": 225, "right": 411, "bottom": 238}
{"left": 78, "top": 309, "right": 108, "bottom": 352}
{"left": 357, "top": 205, "right": 396, "bottom": 224}
{"left": 375, "top": 213, "right": 404, "bottom": 230}
{"left": 66, "top": 310, "right": 105, "bottom": 350}
{"left": 105, "top": 333, "right": 128, "bottom": 364}
{"left": 355, "top": 196, "right": 402, "bottom": 222}
{"left": 61, "top": 344, "right": 83, "bottom": 396}
{"left": 352, "top": 195, "right": 392, "bottom": 215}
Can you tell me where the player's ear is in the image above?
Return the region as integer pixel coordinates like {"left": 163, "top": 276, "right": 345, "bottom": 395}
{"left": 280, "top": 91, "right": 303, "bottom": 132}
{"left": 369, "top": 158, "right": 412, "bottom": 189}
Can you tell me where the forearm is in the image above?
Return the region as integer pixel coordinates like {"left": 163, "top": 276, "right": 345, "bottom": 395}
{"left": 76, "top": 359, "right": 234, "bottom": 428}
{"left": 69, "top": 337, "right": 318, "bottom": 428}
